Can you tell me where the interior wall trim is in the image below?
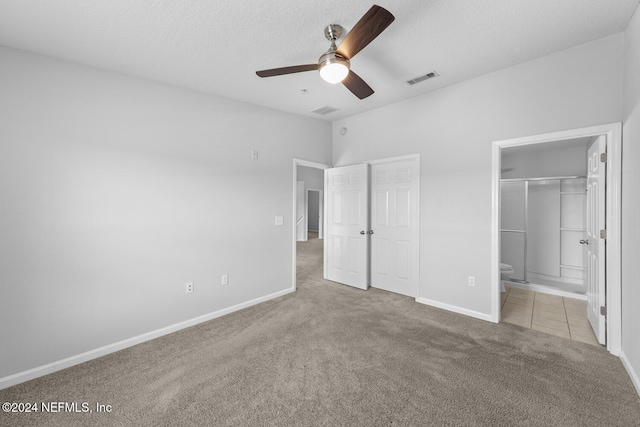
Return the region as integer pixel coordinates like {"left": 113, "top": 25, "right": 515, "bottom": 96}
{"left": 416, "top": 297, "right": 494, "bottom": 323}
{"left": 620, "top": 350, "right": 640, "bottom": 398}
{"left": 0, "top": 288, "right": 295, "bottom": 391}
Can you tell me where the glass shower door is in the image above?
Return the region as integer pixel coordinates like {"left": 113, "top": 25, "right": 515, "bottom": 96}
{"left": 501, "top": 181, "right": 527, "bottom": 282}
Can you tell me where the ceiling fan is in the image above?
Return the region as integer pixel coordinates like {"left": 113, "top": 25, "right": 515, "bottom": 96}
{"left": 255, "top": 5, "right": 395, "bottom": 100}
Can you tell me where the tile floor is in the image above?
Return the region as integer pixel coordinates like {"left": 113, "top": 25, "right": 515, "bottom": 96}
{"left": 501, "top": 286, "right": 600, "bottom": 346}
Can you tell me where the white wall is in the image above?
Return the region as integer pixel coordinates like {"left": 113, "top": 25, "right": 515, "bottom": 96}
{"left": 307, "top": 191, "right": 320, "bottom": 232}
{"left": 501, "top": 144, "right": 587, "bottom": 179}
{"left": 0, "top": 46, "right": 332, "bottom": 380}
{"left": 332, "top": 34, "right": 623, "bottom": 317}
{"left": 297, "top": 166, "right": 324, "bottom": 190}
{"left": 621, "top": 6, "right": 640, "bottom": 393}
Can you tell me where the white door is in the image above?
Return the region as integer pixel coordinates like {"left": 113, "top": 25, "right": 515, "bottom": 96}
{"left": 370, "top": 159, "right": 419, "bottom": 297}
{"left": 586, "top": 136, "right": 606, "bottom": 345}
{"left": 325, "top": 164, "right": 369, "bottom": 290}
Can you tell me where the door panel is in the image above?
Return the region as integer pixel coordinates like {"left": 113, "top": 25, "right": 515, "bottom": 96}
{"left": 376, "top": 240, "right": 389, "bottom": 275}
{"left": 375, "top": 191, "right": 389, "bottom": 226}
{"left": 396, "top": 240, "right": 410, "bottom": 279}
{"left": 586, "top": 135, "right": 606, "bottom": 345}
{"left": 397, "top": 190, "right": 410, "bottom": 227}
{"left": 370, "top": 159, "right": 419, "bottom": 297}
{"left": 325, "top": 164, "right": 369, "bottom": 289}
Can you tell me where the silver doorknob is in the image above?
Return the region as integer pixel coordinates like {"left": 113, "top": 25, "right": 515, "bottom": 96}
{"left": 360, "top": 230, "right": 366, "bottom": 235}
{"left": 579, "top": 239, "right": 589, "bottom": 245}
{"left": 368, "top": 230, "right": 374, "bottom": 234}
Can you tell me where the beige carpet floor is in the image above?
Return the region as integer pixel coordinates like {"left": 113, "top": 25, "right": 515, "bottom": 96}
{"left": 1, "top": 234, "right": 639, "bottom": 426}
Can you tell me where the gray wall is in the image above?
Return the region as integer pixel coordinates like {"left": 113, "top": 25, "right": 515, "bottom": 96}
{"left": 622, "top": 6, "right": 640, "bottom": 394}
{"left": 297, "top": 166, "right": 324, "bottom": 190}
{"left": 0, "top": 46, "right": 332, "bottom": 379}
{"left": 501, "top": 144, "right": 588, "bottom": 179}
{"left": 332, "top": 34, "right": 624, "bottom": 317}
{"left": 296, "top": 166, "right": 324, "bottom": 236}
{"left": 308, "top": 191, "right": 320, "bottom": 232}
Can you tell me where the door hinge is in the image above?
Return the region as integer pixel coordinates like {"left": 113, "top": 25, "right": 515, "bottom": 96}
{"left": 600, "top": 153, "right": 607, "bottom": 163}
{"left": 600, "top": 229, "right": 607, "bottom": 239}
{"left": 600, "top": 306, "right": 607, "bottom": 316}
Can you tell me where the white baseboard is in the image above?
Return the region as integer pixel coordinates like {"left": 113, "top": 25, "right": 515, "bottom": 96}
{"left": 415, "top": 297, "right": 496, "bottom": 323}
{"left": 505, "top": 280, "right": 587, "bottom": 300}
{"left": 0, "top": 287, "right": 295, "bottom": 391}
{"left": 620, "top": 350, "right": 640, "bottom": 398}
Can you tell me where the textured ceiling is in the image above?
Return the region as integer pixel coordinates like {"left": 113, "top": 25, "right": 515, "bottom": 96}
{"left": 0, "top": 0, "right": 638, "bottom": 121}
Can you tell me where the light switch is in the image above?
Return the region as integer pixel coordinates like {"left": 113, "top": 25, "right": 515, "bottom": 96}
{"left": 251, "top": 150, "right": 258, "bottom": 160}
{"left": 275, "top": 216, "right": 284, "bottom": 226}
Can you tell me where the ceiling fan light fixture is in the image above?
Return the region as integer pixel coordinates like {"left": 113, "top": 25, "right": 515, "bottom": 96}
{"left": 318, "top": 52, "right": 350, "bottom": 84}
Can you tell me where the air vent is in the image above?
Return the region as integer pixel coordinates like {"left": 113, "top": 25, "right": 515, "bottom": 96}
{"left": 311, "top": 105, "right": 340, "bottom": 115}
{"left": 407, "top": 71, "right": 439, "bottom": 85}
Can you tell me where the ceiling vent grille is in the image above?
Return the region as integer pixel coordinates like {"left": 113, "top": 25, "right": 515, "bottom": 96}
{"left": 311, "top": 105, "right": 340, "bottom": 115}
{"left": 407, "top": 71, "right": 439, "bottom": 85}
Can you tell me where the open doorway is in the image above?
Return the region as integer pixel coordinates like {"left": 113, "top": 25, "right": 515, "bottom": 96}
{"left": 492, "top": 123, "right": 622, "bottom": 355}
{"left": 292, "top": 159, "right": 330, "bottom": 290}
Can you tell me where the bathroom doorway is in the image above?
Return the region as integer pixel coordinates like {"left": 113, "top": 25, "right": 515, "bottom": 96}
{"left": 491, "top": 123, "right": 622, "bottom": 355}
{"left": 500, "top": 138, "right": 591, "bottom": 299}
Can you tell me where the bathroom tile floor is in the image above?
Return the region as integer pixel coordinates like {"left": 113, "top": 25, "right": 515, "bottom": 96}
{"left": 501, "top": 286, "right": 600, "bottom": 346}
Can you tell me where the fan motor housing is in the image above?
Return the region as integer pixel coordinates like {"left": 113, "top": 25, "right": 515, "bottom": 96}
{"left": 318, "top": 51, "right": 350, "bottom": 70}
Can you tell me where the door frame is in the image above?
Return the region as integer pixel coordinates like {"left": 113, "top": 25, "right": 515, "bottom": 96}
{"left": 491, "top": 123, "right": 622, "bottom": 356}
{"left": 299, "top": 154, "right": 421, "bottom": 296}
{"left": 292, "top": 159, "right": 331, "bottom": 291}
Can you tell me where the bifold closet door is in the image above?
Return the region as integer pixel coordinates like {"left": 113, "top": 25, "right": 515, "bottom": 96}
{"left": 324, "top": 164, "right": 369, "bottom": 290}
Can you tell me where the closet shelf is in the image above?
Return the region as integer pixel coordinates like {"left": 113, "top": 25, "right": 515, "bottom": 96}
{"left": 560, "top": 191, "right": 586, "bottom": 195}
{"left": 560, "top": 227, "right": 586, "bottom": 232}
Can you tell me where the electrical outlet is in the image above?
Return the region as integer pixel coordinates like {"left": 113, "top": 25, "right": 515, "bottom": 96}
{"left": 186, "top": 281, "right": 194, "bottom": 294}
{"left": 221, "top": 275, "right": 228, "bottom": 286}
{"left": 468, "top": 276, "right": 475, "bottom": 287}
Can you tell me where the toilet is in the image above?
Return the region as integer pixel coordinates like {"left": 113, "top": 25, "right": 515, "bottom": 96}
{"left": 500, "top": 263, "right": 514, "bottom": 292}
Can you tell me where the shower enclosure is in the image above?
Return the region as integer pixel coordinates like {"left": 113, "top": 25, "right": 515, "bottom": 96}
{"left": 500, "top": 176, "right": 587, "bottom": 295}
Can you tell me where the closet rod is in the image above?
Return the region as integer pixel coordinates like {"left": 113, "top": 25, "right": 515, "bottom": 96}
{"left": 500, "top": 175, "right": 586, "bottom": 182}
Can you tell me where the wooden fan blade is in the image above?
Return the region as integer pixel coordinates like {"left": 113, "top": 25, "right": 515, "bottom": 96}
{"left": 256, "top": 64, "right": 317, "bottom": 78}
{"left": 342, "top": 70, "right": 374, "bottom": 99}
{"left": 336, "top": 5, "right": 395, "bottom": 60}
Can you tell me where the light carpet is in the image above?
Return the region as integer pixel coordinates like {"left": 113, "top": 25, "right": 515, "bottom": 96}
{"left": 1, "top": 234, "right": 639, "bottom": 426}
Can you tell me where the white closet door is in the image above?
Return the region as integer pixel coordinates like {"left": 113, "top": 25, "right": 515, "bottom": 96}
{"left": 370, "top": 159, "right": 419, "bottom": 297}
{"left": 325, "top": 164, "right": 369, "bottom": 290}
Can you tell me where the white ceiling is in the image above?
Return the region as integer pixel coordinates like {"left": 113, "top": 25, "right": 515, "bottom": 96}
{"left": 1, "top": 0, "right": 638, "bottom": 121}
